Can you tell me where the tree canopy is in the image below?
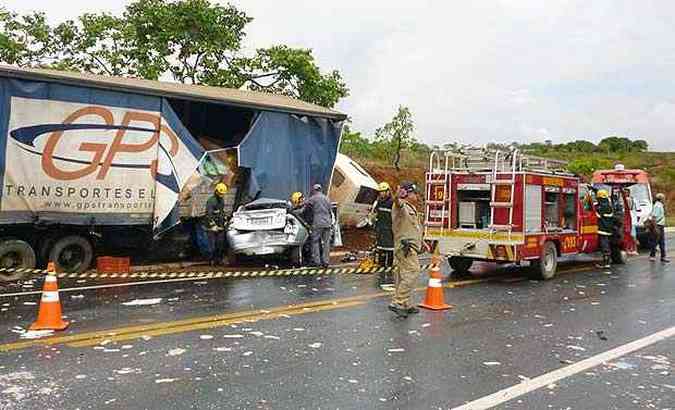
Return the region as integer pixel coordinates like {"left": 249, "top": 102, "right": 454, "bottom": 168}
{"left": 0, "top": 0, "right": 348, "bottom": 108}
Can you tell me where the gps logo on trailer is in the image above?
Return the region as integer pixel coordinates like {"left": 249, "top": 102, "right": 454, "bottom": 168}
{"left": 9, "top": 106, "right": 181, "bottom": 191}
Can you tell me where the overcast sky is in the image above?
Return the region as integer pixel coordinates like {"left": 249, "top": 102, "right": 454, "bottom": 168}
{"left": 6, "top": 0, "right": 675, "bottom": 151}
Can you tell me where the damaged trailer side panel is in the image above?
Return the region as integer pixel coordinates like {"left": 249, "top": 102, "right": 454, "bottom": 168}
{"left": 0, "top": 77, "right": 204, "bottom": 233}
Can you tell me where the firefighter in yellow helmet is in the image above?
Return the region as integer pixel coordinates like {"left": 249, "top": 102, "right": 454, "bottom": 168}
{"left": 204, "top": 182, "right": 228, "bottom": 265}
{"left": 290, "top": 192, "right": 305, "bottom": 208}
{"left": 369, "top": 182, "right": 395, "bottom": 285}
{"left": 594, "top": 189, "right": 614, "bottom": 269}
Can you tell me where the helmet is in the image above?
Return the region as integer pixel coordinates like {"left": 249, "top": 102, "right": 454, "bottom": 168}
{"left": 376, "top": 182, "right": 390, "bottom": 192}
{"left": 596, "top": 189, "right": 609, "bottom": 199}
{"left": 400, "top": 181, "right": 419, "bottom": 194}
{"left": 656, "top": 193, "right": 666, "bottom": 201}
{"left": 312, "top": 183, "right": 322, "bottom": 192}
{"left": 214, "top": 183, "right": 228, "bottom": 196}
{"left": 291, "top": 192, "right": 304, "bottom": 205}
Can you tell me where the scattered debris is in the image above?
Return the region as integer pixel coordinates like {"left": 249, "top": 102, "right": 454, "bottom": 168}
{"left": 122, "top": 298, "right": 162, "bottom": 306}
{"left": 223, "top": 334, "right": 244, "bottom": 338}
{"left": 308, "top": 342, "right": 322, "bottom": 349}
{"left": 167, "top": 348, "right": 186, "bottom": 357}
{"left": 18, "top": 330, "right": 54, "bottom": 340}
{"left": 155, "top": 378, "right": 178, "bottom": 384}
{"left": 200, "top": 335, "right": 214, "bottom": 340}
{"left": 388, "top": 348, "right": 405, "bottom": 353}
{"left": 483, "top": 362, "right": 501, "bottom": 366}
{"left": 567, "top": 345, "right": 586, "bottom": 352}
{"left": 596, "top": 330, "right": 608, "bottom": 341}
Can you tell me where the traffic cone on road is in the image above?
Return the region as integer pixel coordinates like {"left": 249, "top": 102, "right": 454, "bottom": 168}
{"left": 419, "top": 251, "right": 452, "bottom": 311}
{"left": 29, "top": 262, "right": 69, "bottom": 331}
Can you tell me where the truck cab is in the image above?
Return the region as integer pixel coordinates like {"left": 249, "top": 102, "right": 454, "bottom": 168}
{"left": 592, "top": 165, "right": 652, "bottom": 245}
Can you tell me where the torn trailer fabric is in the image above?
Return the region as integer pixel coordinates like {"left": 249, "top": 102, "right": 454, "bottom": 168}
{"left": 237, "top": 111, "right": 343, "bottom": 201}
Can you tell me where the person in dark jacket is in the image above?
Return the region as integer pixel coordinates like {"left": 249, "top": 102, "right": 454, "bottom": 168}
{"left": 203, "top": 183, "right": 228, "bottom": 265}
{"left": 302, "top": 184, "right": 333, "bottom": 268}
{"left": 595, "top": 189, "right": 614, "bottom": 269}
{"left": 370, "top": 182, "right": 395, "bottom": 286}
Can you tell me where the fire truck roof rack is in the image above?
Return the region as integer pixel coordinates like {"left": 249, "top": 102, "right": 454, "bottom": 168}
{"left": 429, "top": 146, "right": 571, "bottom": 176}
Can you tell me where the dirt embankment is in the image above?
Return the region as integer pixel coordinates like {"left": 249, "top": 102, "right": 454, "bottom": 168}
{"left": 361, "top": 161, "right": 427, "bottom": 193}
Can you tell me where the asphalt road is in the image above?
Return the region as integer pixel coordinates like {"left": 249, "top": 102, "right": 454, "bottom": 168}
{"left": 0, "top": 245, "right": 673, "bottom": 409}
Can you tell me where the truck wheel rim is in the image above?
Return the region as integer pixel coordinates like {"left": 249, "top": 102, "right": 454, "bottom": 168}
{"left": 544, "top": 249, "right": 555, "bottom": 272}
{"left": 58, "top": 244, "right": 84, "bottom": 271}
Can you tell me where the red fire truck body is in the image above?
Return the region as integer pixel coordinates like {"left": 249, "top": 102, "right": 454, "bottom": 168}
{"left": 423, "top": 149, "right": 630, "bottom": 279}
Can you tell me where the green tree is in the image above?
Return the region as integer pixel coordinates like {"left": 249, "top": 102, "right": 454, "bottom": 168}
{"left": 374, "top": 106, "right": 416, "bottom": 170}
{"left": 567, "top": 157, "right": 613, "bottom": 178}
{"left": 0, "top": 1, "right": 349, "bottom": 108}
{"left": 0, "top": 9, "right": 56, "bottom": 67}
{"left": 598, "top": 136, "right": 633, "bottom": 153}
{"left": 630, "top": 139, "right": 649, "bottom": 152}
{"left": 339, "top": 124, "right": 375, "bottom": 159}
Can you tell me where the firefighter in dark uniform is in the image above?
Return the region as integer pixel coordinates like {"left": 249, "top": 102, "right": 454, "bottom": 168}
{"left": 610, "top": 188, "right": 625, "bottom": 258}
{"left": 204, "top": 183, "right": 228, "bottom": 266}
{"left": 595, "top": 189, "right": 614, "bottom": 269}
{"left": 388, "top": 181, "right": 426, "bottom": 318}
{"left": 369, "top": 182, "right": 395, "bottom": 284}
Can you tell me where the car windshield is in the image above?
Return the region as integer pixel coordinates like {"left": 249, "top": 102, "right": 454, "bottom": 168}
{"left": 628, "top": 184, "right": 650, "bottom": 204}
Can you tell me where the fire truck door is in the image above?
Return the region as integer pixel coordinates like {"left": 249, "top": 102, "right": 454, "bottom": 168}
{"left": 578, "top": 186, "right": 599, "bottom": 253}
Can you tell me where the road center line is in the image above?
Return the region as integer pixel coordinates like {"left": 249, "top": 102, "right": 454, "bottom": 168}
{"left": 451, "top": 326, "right": 675, "bottom": 410}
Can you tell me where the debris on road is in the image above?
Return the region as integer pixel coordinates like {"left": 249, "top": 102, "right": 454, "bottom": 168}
{"left": 122, "top": 298, "right": 162, "bottom": 306}
{"left": 167, "top": 348, "right": 186, "bottom": 357}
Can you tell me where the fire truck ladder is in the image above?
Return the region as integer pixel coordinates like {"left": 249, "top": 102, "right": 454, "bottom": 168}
{"left": 489, "top": 149, "right": 520, "bottom": 237}
{"left": 424, "top": 151, "right": 451, "bottom": 238}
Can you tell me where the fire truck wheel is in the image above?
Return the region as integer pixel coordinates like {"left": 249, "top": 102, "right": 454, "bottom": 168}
{"left": 448, "top": 257, "right": 473, "bottom": 276}
{"left": 611, "top": 248, "right": 628, "bottom": 265}
{"left": 0, "top": 239, "right": 36, "bottom": 282}
{"left": 530, "top": 241, "right": 558, "bottom": 280}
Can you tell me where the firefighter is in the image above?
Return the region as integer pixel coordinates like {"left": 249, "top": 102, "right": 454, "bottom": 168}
{"left": 610, "top": 188, "right": 626, "bottom": 256}
{"left": 204, "top": 183, "right": 228, "bottom": 266}
{"left": 388, "top": 181, "right": 426, "bottom": 318}
{"left": 370, "top": 182, "right": 395, "bottom": 284}
{"left": 595, "top": 189, "right": 614, "bottom": 269}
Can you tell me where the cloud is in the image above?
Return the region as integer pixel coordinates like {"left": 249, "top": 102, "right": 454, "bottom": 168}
{"left": 11, "top": 0, "right": 675, "bottom": 151}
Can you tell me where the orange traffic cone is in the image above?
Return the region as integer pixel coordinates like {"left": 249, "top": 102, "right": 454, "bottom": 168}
{"left": 29, "top": 262, "right": 69, "bottom": 331}
{"left": 419, "top": 251, "right": 452, "bottom": 311}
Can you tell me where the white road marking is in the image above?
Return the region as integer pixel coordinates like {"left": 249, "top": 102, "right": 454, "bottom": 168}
{"left": 452, "top": 326, "right": 675, "bottom": 410}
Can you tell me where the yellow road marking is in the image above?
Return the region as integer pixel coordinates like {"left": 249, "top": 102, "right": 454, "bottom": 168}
{"left": 1, "top": 256, "right": 648, "bottom": 352}
{"left": 0, "top": 293, "right": 385, "bottom": 352}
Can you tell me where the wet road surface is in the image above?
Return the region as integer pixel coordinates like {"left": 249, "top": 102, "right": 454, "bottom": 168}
{"left": 0, "top": 247, "right": 673, "bottom": 409}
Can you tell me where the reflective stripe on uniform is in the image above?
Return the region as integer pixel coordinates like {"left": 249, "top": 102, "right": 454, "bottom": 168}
{"left": 428, "top": 278, "right": 442, "bottom": 288}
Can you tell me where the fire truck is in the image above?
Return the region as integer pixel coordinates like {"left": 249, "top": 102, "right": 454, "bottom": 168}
{"left": 423, "top": 148, "right": 632, "bottom": 279}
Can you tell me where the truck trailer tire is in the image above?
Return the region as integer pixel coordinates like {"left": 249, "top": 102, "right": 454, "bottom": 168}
{"left": 529, "top": 241, "right": 558, "bottom": 280}
{"left": 48, "top": 235, "right": 93, "bottom": 273}
{"left": 448, "top": 257, "right": 473, "bottom": 276}
{"left": 0, "top": 239, "right": 37, "bottom": 281}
